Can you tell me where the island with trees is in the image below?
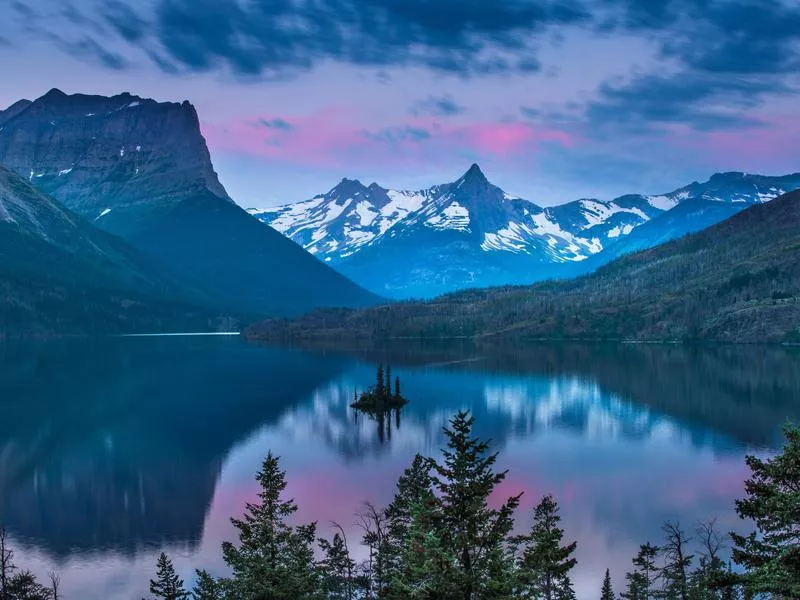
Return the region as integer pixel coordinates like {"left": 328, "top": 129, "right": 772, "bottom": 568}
{"left": 350, "top": 364, "right": 408, "bottom": 412}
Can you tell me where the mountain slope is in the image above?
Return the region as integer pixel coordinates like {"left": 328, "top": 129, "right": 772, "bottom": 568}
{"left": 0, "top": 89, "right": 379, "bottom": 315}
{"left": 251, "top": 166, "right": 800, "bottom": 298}
{"left": 0, "top": 164, "right": 230, "bottom": 337}
{"left": 246, "top": 190, "right": 800, "bottom": 343}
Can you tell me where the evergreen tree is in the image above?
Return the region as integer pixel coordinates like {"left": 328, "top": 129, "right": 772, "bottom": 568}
{"left": 394, "top": 377, "right": 401, "bottom": 400}
{"left": 318, "top": 533, "right": 354, "bottom": 600}
{"left": 516, "top": 495, "right": 577, "bottom": 600}
{"left": 191, "top": 570, "right": 220, "bottom": 600}
{"left": 602, "top": 569, "right": 616, "bottom": 600}
{"left": 730, "top": 423, "right": 800, "bottom": 599}
{"left": 149, "top": 553, "right": 189, "bottom": 600}
{"left": 621, "top": 544, "right": 659, "bottom": 600}
{"left": 221, "top": 452, "right": 321, "bottom": 600}
{"left": 429, "top": 410, "right": 521, "bottom": 600}
{"left": 385, "top": 366, "right": 392, "bottom": 400}
{"left": 389, "top": 495, "right": 458, "bottom": 600}
{"left": 383, "top": 454, "right": 434, "bottom": 593}
{"left": 376, "top": 364, "right": 385, "bottom": 398}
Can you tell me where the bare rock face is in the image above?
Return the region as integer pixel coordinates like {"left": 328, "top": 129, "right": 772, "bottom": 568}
{"left": 0, "top": 89, "right": 230, "bottom": 233}
{"left": 0, "top": 89, "right": 380, "bottom": 316}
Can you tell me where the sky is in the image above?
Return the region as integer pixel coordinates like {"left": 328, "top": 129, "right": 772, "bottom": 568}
{"left": 0, "top": 0, "right": 799, "bottom": 208}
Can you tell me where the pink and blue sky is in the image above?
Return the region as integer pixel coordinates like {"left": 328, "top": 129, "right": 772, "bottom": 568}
{"left": 1, "top": 0, "right": 798, "bottom": 207}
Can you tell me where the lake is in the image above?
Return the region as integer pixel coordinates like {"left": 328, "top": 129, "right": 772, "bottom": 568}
{"left": 1, "top": 336, "right": 799, "bottom": 599}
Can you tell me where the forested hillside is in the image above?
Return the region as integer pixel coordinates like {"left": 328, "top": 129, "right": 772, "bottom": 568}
{"left": 247, "top": 190, "right": 800, "bottom": 343}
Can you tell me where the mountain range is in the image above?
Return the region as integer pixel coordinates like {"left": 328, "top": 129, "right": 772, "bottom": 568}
{"left": 0, "top": 89, "right": 379, "bottom": 334}
{"left": 251, "top": 165, "right": 800, "bottom": 298}
{"left": 246, "top": 189, "right": 800, "bottom": 343}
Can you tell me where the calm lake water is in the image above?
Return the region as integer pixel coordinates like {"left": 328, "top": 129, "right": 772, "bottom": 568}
{"left": 1, "top": 336, "right": 799, "bottom": 599}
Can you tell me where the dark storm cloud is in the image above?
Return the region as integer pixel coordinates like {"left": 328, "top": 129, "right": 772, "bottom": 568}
{"left": 410, "top": 95, "right": 466, "bottom": 117}
{"left": 102, "top": 0, "right": 148, "bottom": 43}
{"left": 46, "top": 33, "right": 130, "bottom": 70}
{"left": 587, "top": 73, "right": 769, "bottom": 133}
{"left": 139, "top": 0, "right": 590, "bottom": 76}
{"left": 585, "top": 0, "right": 800, "bottom": 133}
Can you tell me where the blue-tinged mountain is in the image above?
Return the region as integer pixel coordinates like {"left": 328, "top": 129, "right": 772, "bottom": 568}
{"left": 0, "top": 164, "right": 231, "bottom": 337}
{"left": 247, "top": 189, "right": 800, "bottom": 344}
{"left": 0, "top": 89, "right": 379, "bottom": 315}
{"left": 251, "top": 166, "right": 800, "bottom": 298}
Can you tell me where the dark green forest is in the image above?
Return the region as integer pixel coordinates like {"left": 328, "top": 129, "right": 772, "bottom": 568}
{"left": 2, "top": 413, "right": 797, "bottom": 600}
{"left": 247, "top": 191, "right": 800, "bottom": 344}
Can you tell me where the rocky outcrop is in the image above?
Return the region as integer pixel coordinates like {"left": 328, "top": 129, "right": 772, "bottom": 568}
{"left": 0, "top": 90, "right": 381, "bottom": 316}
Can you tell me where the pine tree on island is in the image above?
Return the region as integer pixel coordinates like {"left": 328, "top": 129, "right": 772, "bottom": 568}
{"left": 351, "top": 365, "right": 408, "bottom": 411}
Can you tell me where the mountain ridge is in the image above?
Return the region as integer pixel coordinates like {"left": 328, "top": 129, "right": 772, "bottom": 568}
{"left": 245, "top": 189, "right": 800, "bottom": 344}
{"left": 0, "top": 89, "right": 381, "bottom": 316}
{"left": 250, "top": 165, "right": 800, "bottom": 298}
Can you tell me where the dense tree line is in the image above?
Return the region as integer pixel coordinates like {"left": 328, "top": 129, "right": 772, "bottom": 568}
{"left": 1, "top": 414, "right": 797, "bottom": 600}
{"left": 246, "top": 190, "right": 800, "bottom": 344}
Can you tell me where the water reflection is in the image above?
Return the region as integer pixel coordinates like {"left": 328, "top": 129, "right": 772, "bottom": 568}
{"left": 0, "top": 338, "right": 798, "bottom": 599}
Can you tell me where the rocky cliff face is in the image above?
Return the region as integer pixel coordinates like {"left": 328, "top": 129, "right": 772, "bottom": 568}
{"left": 0, "top": 90, "right": 380, "bottom": 316}
{"left": 0, "top": 89, "right": 230, "bottom": 233}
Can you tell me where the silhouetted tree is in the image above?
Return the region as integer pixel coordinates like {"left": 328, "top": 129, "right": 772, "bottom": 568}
{"left": 319, "top": 533, "right": 355, "bottom": 600}
{"left": 660, "top": 521, "right": 693, "bottom": 600}
{"left": 621, "top": 544, "right": 659, "bottom": 600}
{"left": 149, "top": 553, "right": 189, "bottom": 600}
{"left": 376, "top": 364, "right": 385, "bottom": 399}
{"left": 394, "top": 377, "right": 401, "bottom": 400}
{"left": 385, "top": 366, "right": 392, "bottom": 399}
{"left": 0, "top": 527, "right": 14, "bottom": 600}
{"left": 601, "top": 569, "right": 615, "bottom": 600}
{"left": 516, "top": 495, "right": 577, "bottom": 600}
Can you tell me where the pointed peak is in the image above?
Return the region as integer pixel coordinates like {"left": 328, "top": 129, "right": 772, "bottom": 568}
{"left": 455, "top": 163, "right": 490, "bottom": 188}
{"left": 462, "top": 163, "right": 488, "bottom": 182}
{"left": 40, "top": 88, "right": 68, "bottom": 101}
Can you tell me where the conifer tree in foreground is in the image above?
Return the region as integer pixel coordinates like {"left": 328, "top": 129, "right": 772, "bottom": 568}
{"left": 149, "top": 553, "right": 189, "bottom": 600}
{"left": 621, "top": 543, "right": 659, "bottom": 600}
{"left": 515, "top": 495, "right": 577, "bottom": 600}
{"left": 191, "top": 570, "right": 220, "bottom": 600}
{"left": 383, "top": 454, "right": 434, "bottom": 590}
{"left": 730, "top": 423, "right": 800, "bottom": 599}
{"left": 318, "top": 533, "right": 354, "bottom": 600}
{"left": 221, "top": 452, "right": 321, "bottom": 600}
{"left": 601, "top": 569, "right": 615, "bottom": 600}
{"left": 429, "top": 410, "right": 522, "bottom": 600}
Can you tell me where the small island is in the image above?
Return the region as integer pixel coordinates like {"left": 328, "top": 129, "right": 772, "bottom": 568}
{"left": 351, "top": 364, "right": 408, "bottom": 411}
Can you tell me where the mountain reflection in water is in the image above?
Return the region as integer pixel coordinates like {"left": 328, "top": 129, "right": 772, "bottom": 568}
{"left": 0, "top": 337, "right": 798, "bottom": 599}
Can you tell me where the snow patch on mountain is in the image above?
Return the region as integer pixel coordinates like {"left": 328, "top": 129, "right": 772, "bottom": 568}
{"left": 425, "top": 200, "right": 470, "bottom": 231}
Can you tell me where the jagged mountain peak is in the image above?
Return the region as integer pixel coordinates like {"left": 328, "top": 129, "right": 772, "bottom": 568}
{"left": 457, "top": 163, "right": 490, "bottom": 186}
{"left": 253, "top": 168, "right": 800, "bottom": 298}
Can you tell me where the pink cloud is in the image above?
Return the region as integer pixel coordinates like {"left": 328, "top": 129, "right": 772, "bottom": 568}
{"left": 202, "top": 109, "right": 574, "bottom": 170}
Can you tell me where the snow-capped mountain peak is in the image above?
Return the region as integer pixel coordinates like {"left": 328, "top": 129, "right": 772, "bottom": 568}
{"left": 249, "top": 168, "right": 800, "bottom": 295}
